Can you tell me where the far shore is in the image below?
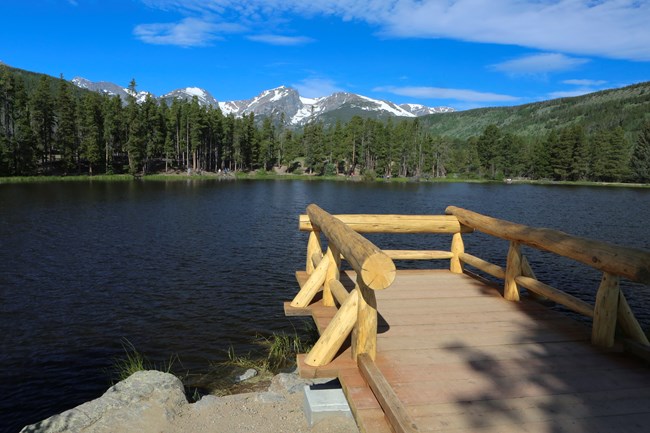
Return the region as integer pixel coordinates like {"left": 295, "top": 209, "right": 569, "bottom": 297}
{"left": 1, "top": 171, "right": 649, "bottom": 188}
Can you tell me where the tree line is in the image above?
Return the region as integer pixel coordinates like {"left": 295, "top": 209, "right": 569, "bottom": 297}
{"left": 1, "top": 66, "right": 649, "bottom": 182}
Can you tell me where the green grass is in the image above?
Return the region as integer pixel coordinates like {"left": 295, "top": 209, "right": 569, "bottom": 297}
{"left": 3, "top": 171, "right": 647, "bottom": 187}
{"left": 0, "top": 174, "right": 135, "bottom": 184}
{"left": 111, "top": 339, "right": 179, "bottom": 383}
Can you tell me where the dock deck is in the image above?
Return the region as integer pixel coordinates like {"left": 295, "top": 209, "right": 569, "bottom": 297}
{"left": 286, "top": 269, "right": 650, "bottom": 433}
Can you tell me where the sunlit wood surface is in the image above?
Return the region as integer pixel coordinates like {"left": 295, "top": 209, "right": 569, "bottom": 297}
{"left": 286, "top": 269, "right": 650, "bottom": 433}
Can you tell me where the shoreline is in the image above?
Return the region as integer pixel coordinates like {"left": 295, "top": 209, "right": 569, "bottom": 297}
{"left": 20, "top": 370, "right": 359, "bottom": 433}
{"left": 1, "top": 172, "right": 649, "bottom": 188}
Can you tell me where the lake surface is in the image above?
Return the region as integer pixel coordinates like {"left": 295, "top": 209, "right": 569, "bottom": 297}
{"left": 1, "top": 180, "right": 649, "bottom": 432}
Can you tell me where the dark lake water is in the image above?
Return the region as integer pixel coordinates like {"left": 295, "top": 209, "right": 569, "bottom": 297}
{"left": 1, "top": 180, "right": 649, "bottom": 432}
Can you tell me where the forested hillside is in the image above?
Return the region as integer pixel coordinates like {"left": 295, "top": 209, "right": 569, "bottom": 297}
{"left": 420, "top": 82, "right": 650, "bottom": 141}
{"left": 1, "top": 64, "right": 649, "bottom": 182}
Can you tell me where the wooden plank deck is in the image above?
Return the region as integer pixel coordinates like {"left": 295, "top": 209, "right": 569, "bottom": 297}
{"left": 285, "top": 269, "right": 650, "bottom": 433}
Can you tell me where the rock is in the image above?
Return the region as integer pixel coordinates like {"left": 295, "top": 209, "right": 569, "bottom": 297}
{"left": 235, "top": 368, "right": 257, "bottom": 383}
{"left": 20, "top": 370, "right": 187, "bottom": 433}
{"left": 254, "top": 391, "right": 285, "bottom": 403}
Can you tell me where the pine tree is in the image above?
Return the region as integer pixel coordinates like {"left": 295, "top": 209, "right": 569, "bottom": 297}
{"left": 566, "top": 125, "right": 588, "bottom": 181}
{"left": 13, "top": 78, "right": 36, "bottom": 175}
{"left": 548, "top": 130, "right": 571, "bottom": 180}
{"left": 630, "top": 120, "right": 650, "bottom": 182}
{"left": 0, "top": 65, "right": 16, "bottom": 174}
{"left": 30, "top": 75, "right": 55, "bottom": 168}
{"left": 79, "top": 92, "right": 103, "bottom": 175}
{"left": 103, "top": 95, "right": 123, "bottom": 174}
{"left": 477, "top": 124, "right": 501, "bottom": 178}
{"left": 55, "top": 76, "right": 78, "bottom": 174}
{"left": 259, "top": 117, "right": 276, "bottom": 170}
{"left": 531, "top": 138, "right": 552, "bottom": 179}
{"left": 125, "top": 79, "right": 145, "bottom": 174}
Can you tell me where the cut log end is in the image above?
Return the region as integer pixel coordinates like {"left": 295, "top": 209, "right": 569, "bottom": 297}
{"left": 361, "top": 253, "right": 397, "bottom": 290}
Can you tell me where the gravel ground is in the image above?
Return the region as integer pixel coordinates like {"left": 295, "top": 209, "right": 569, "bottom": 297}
{"left": 165, "top": 374, "right": 360, "bottom": 433}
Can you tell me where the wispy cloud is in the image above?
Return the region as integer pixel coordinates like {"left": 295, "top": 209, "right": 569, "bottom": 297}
{"left": 548, "top": 78, "right": 609, "bottom": 99}
{"left": 247, "top": 34, "right": 314, "bottom": 46}
{"left": 293, "top": 77, "right": 343, "bottom": 98}
{"left": 490, "top": 53, "right": 589, "bottom": 76}
{"left": 562, "top": 79, "right": 607, "bottom": 86}
{"left": 133, "top": 17, "right": 246, "bottom": 47}
{"left": 140, "top": 1, "right": 650, "bottom": 61}
{"left": 375, "top": 85, "right": 520, "bottom": 103}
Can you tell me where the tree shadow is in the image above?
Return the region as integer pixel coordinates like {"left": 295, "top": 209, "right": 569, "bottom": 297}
{"left": 430, "top": 291, "right": 650, "bottom": 432}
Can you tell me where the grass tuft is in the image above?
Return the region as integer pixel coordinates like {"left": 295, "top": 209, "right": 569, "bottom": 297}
{"left": 111, "top": 339, "right": 179, "bottom": 383}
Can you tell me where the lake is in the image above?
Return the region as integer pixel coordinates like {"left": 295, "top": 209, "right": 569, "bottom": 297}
{"left": 1, "top": 179, "right": 649, "bottom": 432}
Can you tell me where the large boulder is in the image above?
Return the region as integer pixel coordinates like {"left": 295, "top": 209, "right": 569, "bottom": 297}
{"left": 20, "top": 370, "right": 187, "bottom": 433}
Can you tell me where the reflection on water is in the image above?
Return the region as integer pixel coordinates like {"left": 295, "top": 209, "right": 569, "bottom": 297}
{"left": 1, "top": 180, "right": 649, "bottom": 432}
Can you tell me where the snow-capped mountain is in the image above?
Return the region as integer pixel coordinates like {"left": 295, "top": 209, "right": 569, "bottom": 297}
{"left": 399, "top": 103, "right": 455, "bottom": 116}
{"left": 71, "top": 77, "right": 454, "bottom": 126}
{"left": 218, "top": 86, "right": 455, "bottom": 126}
{"left": 72, "top": 77, "right": 153, "bottom": 104}
{"left": 160, "top": 87, "right": 219, "bottom": 107}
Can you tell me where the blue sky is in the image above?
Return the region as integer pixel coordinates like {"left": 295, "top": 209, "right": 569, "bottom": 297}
{"left": 2, "top": 0, "right": 650, "bottom": 110}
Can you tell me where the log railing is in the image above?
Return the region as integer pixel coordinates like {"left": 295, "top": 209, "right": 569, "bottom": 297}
{"left": 445, "top": 206, "right": 650, "bottom": 349}
{"left": 292, "top": 204, "right": 474, "bottom": 367}
{"left": 292, "top": 204, "right": 650, "bottom": 368}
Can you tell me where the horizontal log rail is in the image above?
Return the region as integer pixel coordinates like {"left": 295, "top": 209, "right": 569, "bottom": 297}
{"left": 300, "top": 213, "right": 473, "bottom": 234}
{"left": 460, "top": 252, "right": 505, "bottom": 279}
{"left": 289, "top": 204, "right": 650, "bottom": 433}
{"left": 292, "top": 204, "right": 650, "bottom": 367}
{"left": 446, "top": 206, "right": 650, "bottom": 285}
{"left": 446, "top": 206, "right": 650, "bottom": 350}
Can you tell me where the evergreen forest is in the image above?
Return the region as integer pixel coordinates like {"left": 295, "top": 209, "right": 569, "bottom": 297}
{"left": 1, "top": 65, "right": 650, "bottom": 183}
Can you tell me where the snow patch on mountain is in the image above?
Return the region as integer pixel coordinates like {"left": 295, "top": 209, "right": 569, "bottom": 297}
{"left": 71, "top": 77, "right": 454, "bottom": 125}
{"left": 399, "top": 103, "right": 455, "bottom": 116}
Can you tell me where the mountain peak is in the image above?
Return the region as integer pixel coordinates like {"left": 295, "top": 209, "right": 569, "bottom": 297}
{"left": 71, "top": 77, "right": 454, "bottom": 126}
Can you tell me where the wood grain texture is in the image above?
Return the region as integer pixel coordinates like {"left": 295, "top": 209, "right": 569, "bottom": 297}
{"left": 460, "top": 252, "right": 506, "bottom": 279}
{"left": 300, "top": 213, "right": 473, "bottom": 234}
{"left": 450, "top": 232, "right": 465, "bottom": 274}
{"left": 447, "top": 205, "right": 650, "bottom": 284}
{"left": 307, "top": 204, "right": 396, "bottom": 290}
{"left": 592, "top": 272, "right": 620, "bottom": 348}
{"left": 289, "top": 269, "right": 650, "bottom": 433}
{"left": 290, "top": 254, "right": 330, "bottom": 308}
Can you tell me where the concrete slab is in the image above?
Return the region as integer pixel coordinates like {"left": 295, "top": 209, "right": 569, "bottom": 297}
{"left": 303, "top": 380, "right": 353, "bottom": 427}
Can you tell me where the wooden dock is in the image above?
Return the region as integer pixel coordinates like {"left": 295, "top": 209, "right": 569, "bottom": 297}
{"left": 286, "top": 205, "right": 650, "bottom": 433}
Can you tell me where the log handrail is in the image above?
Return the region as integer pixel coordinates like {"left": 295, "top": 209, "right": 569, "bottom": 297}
{"left": 290, "top": 205, "right": 650, "bottom": 433}
{"left": 307, "top": 204, "right": 396, "bottom": 291}
{"left": 446, "top": 205, "right": 650, "bottom": 349}
{"left": 446, "top": 206, "right": 650, "bottom": 285}
{"left": 300, "top": 213, "right": 473, "bottom": 234}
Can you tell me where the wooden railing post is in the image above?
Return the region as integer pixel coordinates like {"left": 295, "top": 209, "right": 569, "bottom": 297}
{"left": 504, "top": 241, "right": 522, "bottom": 301}
{"left": 450, "top": 232, "right": 464, "bottom": 274}
{"left": 305, "top": 289, "right": 359, "bottom": 366}
{"left": 291, "top": 255, "right": 331, "bottom": 308}
{"left": 323, "top": 245, "right": 340, "bottom": 307}
{"left": 592, "top": 272, "right": 620, "bottom": 348}
{"left": 306, "top": 230, "right": 322, "bottom": 273}
{"left": 618, "top": 290, "right": 650, "bottom": 345}
{"left": 352, "top": 278, "right": 378, "bottom": 361}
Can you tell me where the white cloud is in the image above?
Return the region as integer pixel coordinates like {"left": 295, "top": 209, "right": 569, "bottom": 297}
{"left": 562, "top": 79, "right": 607, "bottom": 86}
{"left": 375, "top": 85, "right": 520, "bottom": 102}
{"left": 133, "top": 17, "right": 245, "bottom": 47}
{"left": 293, "top": 78, "right": 343, "bottom": 98}
{"left": 548, "top": 78, "right": 609, "bottom": 99}
{"left": 140, "top": 1, "right": 650, "bottom": 61}
{"left": 490, "top": 53, "right": 589, "bottom": 75}
{"left": 247, "top": 34, "right": 314, "bottom": 46}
